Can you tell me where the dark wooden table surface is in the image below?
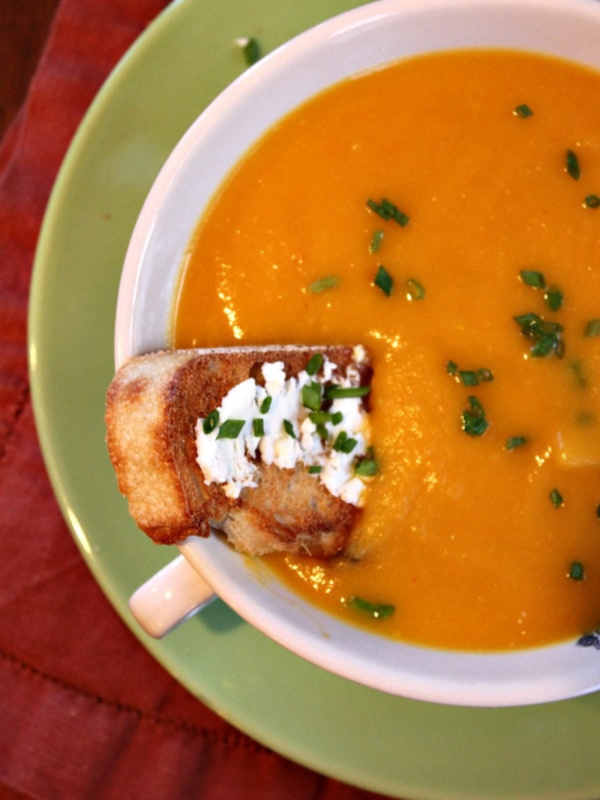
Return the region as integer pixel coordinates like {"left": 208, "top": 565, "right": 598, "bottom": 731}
{"left": 1, "top": 0, "right": 62, "bottom": 139}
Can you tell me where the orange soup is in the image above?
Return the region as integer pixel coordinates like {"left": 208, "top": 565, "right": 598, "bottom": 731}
{"left": 173, "top": 49, "right": 600, "bottom": 651}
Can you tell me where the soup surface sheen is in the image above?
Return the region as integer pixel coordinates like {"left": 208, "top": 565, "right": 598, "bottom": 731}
{"left": 174, "top": 49, "right": 600, "bottom": 651}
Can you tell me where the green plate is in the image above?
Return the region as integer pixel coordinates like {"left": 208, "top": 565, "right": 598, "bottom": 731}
{"left": 28, "top": 1, "right": 600, "bottom": 797}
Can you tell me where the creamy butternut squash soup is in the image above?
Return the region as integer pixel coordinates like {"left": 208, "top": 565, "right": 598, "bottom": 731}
{"left": 173, "top": 49, "right": 600, "bottom": 651}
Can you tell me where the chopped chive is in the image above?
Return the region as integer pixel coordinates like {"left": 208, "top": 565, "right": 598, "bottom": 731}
{"left": 514, "top": 104, "right": 533, "bottom": 118}
{"left": 342, "top": 437, "right": 358, "bottom": 454}
{"left": 576, "top": 410, "right": 595, "bottom": 426}
{"left": 306, "top": 352, "right": 324, "bottom": 376}
{"left": 544, "top": 286, "right": 564, "bottom": 312}
{"left": 235, "top": 36, "right": 261, "bottom": 66}
{"left": 506, "top": 436, "right": 527, "bottom": 450}
{"left": 235, "top": 36, "right": 262, "bottom": 66}
{"left": 569, "top": 561, "right": 585, "bottom": 581}
{"left": 217, "top": 419, "right": 245, "bottom": 439}
{"left": 566, "top": 149, "right": 581, "bottom": 180}
{"left": 302, "top": 381, "right": 322, "bottom": 411}
{"left": 309, "top": 411, "right": 334, "bottom": 425}
{"left": 550, "top": 488, "right": 564, "bottom": 508}
{"left": 333, "top": 431, "right": 347, "bottom": 451}
{"left": 520, "top": 269, "right": 546, "bottom": 289}
{"left": 514, "top": 312, "right": 564, "bottom": 358}
{"left": 283, "top": 419, "right": 296, "bottom": 438}
{"left": 406, "top": 277, "right": 426, "bottom": 300}
{"left": 585, "top": 194, "right": 600, "bottom": 208}
{"left": 461, "top": 395, "right": 489, "bottom": 437}
{"left": 568, "top": 359, "right": 587, "bottom": 389}
{"left": 260, "top": 396, "right": 272, "bottom": 414}
{"left": 252, "top": 418, "right": 264, "bottom": 437}
{"left": 355, "top": 457, "right": 379, "bottom": 477}
{"left": 585, "top": 319, "right": 600, "bottom": 338}
{"left": 202, "top": 409, "right": 219, "bottom": 434}
{"left": 308, "top": 275, "right": 341, "bottom": 293}
{"left": 325, "top": 384, "right": 371, "bottom": 399}
{"left": 308, "top": 409, "right": 344, "bottom": 427}
{"left": 366, "top": 198, "right": 409, "bottom": 227}
{"left": 316, "top": 422, "right": 328, "bottom": 440}
{"left": 308, "top": 465, "right": 322, "bottom": 474}
{"left": 458, "top": 370, "right": 479, "bottom": 387}
{"left": 370, "top": 229, "right": 384, "bottom": 253}
{"left": 333, "top": 431, "right": 358, "bottom": 454}
{"left": 374, "top": 264, "right": 393, "bottom": 296}
{"left": 347, "top": 596, "right": 395, "bottom": 619}
{"left": 449, "top": 365, "right": 494, "bottom": 386}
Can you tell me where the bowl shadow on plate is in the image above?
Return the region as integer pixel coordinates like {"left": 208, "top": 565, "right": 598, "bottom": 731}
{"left": 193, "top": 597, "right": 246, "bottom": 634}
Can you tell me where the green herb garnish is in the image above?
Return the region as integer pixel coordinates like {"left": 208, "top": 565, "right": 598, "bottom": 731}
{"left": 506, "top": 436, "right": 527, "bottom": 450}
{"left": 308, "top": 411, "right": 333, "bottom": 425}
{"left": 355, "top": 457, "right": 379, "bottom": 477}
{"left": 569, "top": 561, "right": 585, "bottom": 581}
{"left": 576, "top": 410, "right": 595, "bottom": 426}
{"left": 566, "top": 149, "right": 581, "bottom": 180}
{"left": 514, "top": 104, "right": 533, "bottom": 118}
{"left": 366, "top": 198, "right": 409, "bottom": 227}
{"left": 374, "top": 264, "right": 393, "bottom": 296}
{"left": 520, "top": 269, "right": 546, "bottom": 289}
{"left": 283, "top": 419, "right": 296, "bottom": 438}
{"left": 308, "top": 465, "right": 322, "bottom": 474}
{"left": 550, "top": 488, "right": 564, "bottom": 508}
{"left": 236, "top": 36, "right": 261, "bottom": 66}
{"left": 324, "top": 385, "right": 371, "bottom": 400}
{"left": 333, "top": 431, "right": 358, "bottom": 454}
{"left": 308, "top": 275, "right": 341, "bottom": 293}
{"left": 315, "top": 422, "right": 328, "bottom": 441}
{"left": 306, "top": 352, "right": 324, "bottom": 376}
{"left": 458, "top": 370, "right": 479, "bottom": 387}
{"left": 584, "top": 319, "right": 600, "bottom": 338}
{"left": 568, "top": 359, "right": 587, "bottom": 389}
{"left": 406, "top": 277, "right": 426, "bottom": 300}
{"left": 260, "top": 396, "right": 272, "bottom": 414}
{"left": 544, "top": 286, "right": 564, "bottom": 312}
{"left": 202, "top": 409, "right": 219, "bottom": 434}
{"left": 461, "top": 395, "right": 489, "bottom": 437}
{"left": 448, "top": 362, "right": 494, "bottom": 386}
{"left": 217, "top": 419, "right": 245, "bottom": 439}
{"left": 252, "top": 418, "right": 264, "bottom": 437}
{"left": 308, "top": 410, "right": 344, "bottom": 426}
{"left": 370, "top": 229, "right": 384, "bottom": 253}
{"left": 477, "top": 368, "right": 494, "bottom": 383}
{"left": 302, "top": 381, "right": 322, "bottom": 412}
{"left": 347, "top": 596, "right": 395, "bottom": 620}
{"left": 514, "top": 312, "right": 564, "bottom": 358}
{"left": 585, "top": 194, "right": 600, "bottom": 208}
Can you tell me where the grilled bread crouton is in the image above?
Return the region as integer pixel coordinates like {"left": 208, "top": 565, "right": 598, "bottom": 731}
{"left": 105, "top": 345, "right": 373, "bottom": 558}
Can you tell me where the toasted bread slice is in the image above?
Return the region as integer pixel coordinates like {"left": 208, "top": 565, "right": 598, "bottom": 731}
{"left": 105, "top": 345, "right": 371, "bottom": 558}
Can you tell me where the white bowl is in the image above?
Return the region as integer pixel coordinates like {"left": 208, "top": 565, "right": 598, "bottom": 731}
{"left": 116, "top": 0, "right": 600, "bottom": 706}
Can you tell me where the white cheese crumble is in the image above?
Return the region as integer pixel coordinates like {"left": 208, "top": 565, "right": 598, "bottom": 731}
{"left": 195, "top": 357, "right": 373, "bottom": 504}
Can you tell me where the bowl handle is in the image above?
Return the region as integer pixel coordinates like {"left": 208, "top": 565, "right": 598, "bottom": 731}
{"left": 129, "top": 553, "right": 215, "bottom": 637}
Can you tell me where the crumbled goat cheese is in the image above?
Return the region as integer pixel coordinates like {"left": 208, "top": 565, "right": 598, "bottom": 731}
{"left": 195, "top": 357, "right": 372, "bottom": 504}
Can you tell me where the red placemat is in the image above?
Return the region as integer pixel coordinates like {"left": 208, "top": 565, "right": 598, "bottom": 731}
{"left": 0, "top": 1, "right": 391, "bottom": 797}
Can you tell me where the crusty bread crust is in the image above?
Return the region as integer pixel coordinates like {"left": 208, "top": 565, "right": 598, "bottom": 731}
{"left": 105, "top": 345, "right": 370, "bottom": 557}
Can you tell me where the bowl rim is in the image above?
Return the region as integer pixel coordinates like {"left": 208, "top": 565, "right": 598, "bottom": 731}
{"left": 116, "top": 0, "right": 600, "bottom": 706}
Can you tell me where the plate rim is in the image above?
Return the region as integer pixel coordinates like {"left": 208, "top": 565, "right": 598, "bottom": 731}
{"left": 27, "top": 0, "right": 600, "bottom": 797}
